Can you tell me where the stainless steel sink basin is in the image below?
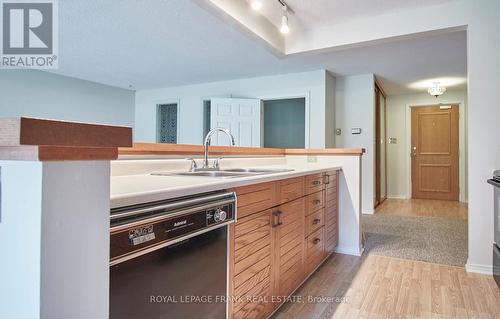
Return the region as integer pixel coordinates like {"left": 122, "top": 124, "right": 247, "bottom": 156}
{"left": 169, "top": 171, "right": 255, "bottom": 178}
{"left": 221, "top": 168, "right": 294, "bottom": 173}
{"left": 151, "top": 168, "right": 294, "bottom": 178}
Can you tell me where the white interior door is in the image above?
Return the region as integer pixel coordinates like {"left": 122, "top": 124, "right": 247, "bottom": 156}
{"left": 210, "top": 98, "right": 263, "bottom": 147}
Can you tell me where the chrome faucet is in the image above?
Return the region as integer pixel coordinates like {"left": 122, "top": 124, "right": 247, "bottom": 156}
{"left": 203, "top": 127, "right": 236, "bottom": 169}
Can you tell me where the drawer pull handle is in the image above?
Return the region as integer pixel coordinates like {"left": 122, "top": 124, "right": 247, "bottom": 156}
{"left": 313, "top": 218, "right": 321, "bottom": 224}
{"left": 312, "top": 180, "right": 321, "bottom": 186}
{"left": 313, "top": 199, "right": 321, "bottom": 205}
{"left": 313, "top": 238, "right": 321, "bottom": 244}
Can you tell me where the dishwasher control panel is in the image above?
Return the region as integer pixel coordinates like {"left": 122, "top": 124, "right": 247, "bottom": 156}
{"left": 110, "top": 194, "right": 236, "bottom": 263}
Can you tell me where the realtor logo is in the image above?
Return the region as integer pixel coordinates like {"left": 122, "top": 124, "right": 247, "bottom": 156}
{"left": 1, "top": 0, "right": 58, "bottom": 68}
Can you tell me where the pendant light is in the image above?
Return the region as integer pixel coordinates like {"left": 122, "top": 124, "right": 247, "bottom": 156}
{"left": 428, "top": 82, "right": 447, "bottom": 97}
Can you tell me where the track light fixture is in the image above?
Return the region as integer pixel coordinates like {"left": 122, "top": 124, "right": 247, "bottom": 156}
{"left": 280, "top": 4, "right": 289, "bottom": 34}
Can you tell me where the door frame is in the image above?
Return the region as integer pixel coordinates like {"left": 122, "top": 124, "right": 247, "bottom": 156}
{"left": 258, "top": 92, "right": 311, "bottom": 148}
{"left": 154, "top": 98, "right": 181, "bottom": 143}
{"left": 405, "top": 101, "right": 466, "bottom": 202}
{"left": 374, "top": 82, "right": 387, "bottom": 208}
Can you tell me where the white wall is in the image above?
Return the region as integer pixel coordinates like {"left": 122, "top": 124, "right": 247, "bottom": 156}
{"left": 386, "top": 90, "right": 468, "bottom": 201}
{"left": 0, "top": 160, "right": 111, "bottom": 319}
{"left": 308, "top": 0, "right": 499, "bottom": 273}
{"left": 135, "top": 70, "right": 329, "bottom": 147}
{"left": 0, "top": 161, "right": 43, "bottom": 319}
{"left": 465, "top": 0, "right": 500, "bottom": 274}
{"left": 0, "top": 70, "right": 135, "bottom": 127}
{"left": 335, "top": 74, "right": 375, "bottom": 214}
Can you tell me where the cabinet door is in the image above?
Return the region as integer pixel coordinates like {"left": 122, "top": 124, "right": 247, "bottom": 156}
{"left": 231, "top": 209, "right": 274, "bottom": 319}
{"left": 305, "top": 226, "right": 325, "bottom": 273}
{"left": 273, "top": 198, "right": 305, "bottom": 299}
{"left": 324, "top": 171, "right": 339, "bottom": 254}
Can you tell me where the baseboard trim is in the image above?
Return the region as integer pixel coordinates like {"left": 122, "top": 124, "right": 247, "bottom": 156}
{"left": 335, "top": 246, "right": 364, "bottom": 256}
{"left": 362, "top": 209, "right": 374, "bottom": 215}
{"left": 465, "top": 262, "right": 493, "bottom": 275}
{"left": 387, "top": 195, "right": 407, "bottom": 199}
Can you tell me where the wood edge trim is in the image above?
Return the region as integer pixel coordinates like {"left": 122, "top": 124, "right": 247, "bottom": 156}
{"left": 38, "top": 146, "right": 119, "bottom": 161}
{"left": 119, "top": 143, "right": 365, "bottom": 157}
{"left": 0, "top": 146, "right": 119, "bottom": 161}
{"left": 285, "top": 148, "right": 365, "bottom": 156}
{"left": 0, "top": 117, "right": 132, "bottom": 148}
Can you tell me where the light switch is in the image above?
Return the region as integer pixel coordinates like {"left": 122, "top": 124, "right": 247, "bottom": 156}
{"left": 335, "top": 128, "right": 342, "bottom": 135}
{"left": 389, "top": 137, "right": 397, "bottom": 144}
{"left": 351, "top": 128, "right": 362, "bottom": 134}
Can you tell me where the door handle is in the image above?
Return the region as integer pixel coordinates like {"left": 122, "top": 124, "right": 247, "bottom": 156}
{"left": 411, "top": 146, "right": 417, "bottom": 158}
{"left": 272, "top": 211, "right": 283, "bottom": 228}
{"left": 323, "top": 174, "right": 330, "bottom": 185}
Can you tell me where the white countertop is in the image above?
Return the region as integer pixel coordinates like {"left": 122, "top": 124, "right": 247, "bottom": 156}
{"left": 111, "top": 163, "right": 341, "bottom": 208}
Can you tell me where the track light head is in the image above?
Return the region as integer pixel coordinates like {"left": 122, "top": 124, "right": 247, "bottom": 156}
{"left": 250, "top": 0, "right": 262, "bottom": 11}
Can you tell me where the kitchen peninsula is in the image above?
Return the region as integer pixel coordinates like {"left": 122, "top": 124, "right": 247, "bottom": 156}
{"left": 0, "top": 118, "right": 363, "bottom": 319}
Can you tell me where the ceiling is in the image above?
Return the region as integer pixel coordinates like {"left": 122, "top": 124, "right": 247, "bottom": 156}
{"left": 257, "top": 0, "right": 456, "bottom": 30}
{"left": 48, "top": 0, "right": 466, "bottom": 95}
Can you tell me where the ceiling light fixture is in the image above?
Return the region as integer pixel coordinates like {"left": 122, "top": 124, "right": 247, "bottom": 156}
{"left": 280, "top": 5, "right": 289, "bottom": 34}
{"left": 428, "top": 82, "right": 447, "bottom": 97}
{"left": 250, "top": 0, "right": 262, "bottom": 11}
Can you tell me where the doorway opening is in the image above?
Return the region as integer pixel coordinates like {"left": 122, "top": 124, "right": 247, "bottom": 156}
{"left": 263, "top": 98, "right": 306, "bottom": 148}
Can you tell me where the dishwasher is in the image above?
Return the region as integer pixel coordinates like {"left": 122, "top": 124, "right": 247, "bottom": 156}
{"left": 109, "top": 191, "right": 236, "bottom": 319}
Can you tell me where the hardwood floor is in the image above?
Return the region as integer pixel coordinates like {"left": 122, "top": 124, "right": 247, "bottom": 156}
{"left": 375, "top": 199, "right": 468, "bottom": 220}
{"left": 272, "top": 254, "right": 500, "bottom": 319}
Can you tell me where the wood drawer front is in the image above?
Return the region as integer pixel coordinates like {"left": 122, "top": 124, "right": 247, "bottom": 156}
{"left": 278, "top": 177, "right": 304, "bottom": 204}
{"left": 306, "top": 191, "right": 324, "bottom": 215}
{"left": 306, "top": 208, "right": 324, "bottom": 236}
{"left": 306, "top": 226, "right": 325, "bottom": 272}
{"left": 233, "top": 182, "right": 277, "bottom": 219}
{"left": 305, "top": 173, "right": 324, "bottom": 195}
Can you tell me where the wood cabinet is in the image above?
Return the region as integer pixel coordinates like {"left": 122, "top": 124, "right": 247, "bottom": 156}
{"left": 229, "top": 171, "right": 339, "bottom": 319}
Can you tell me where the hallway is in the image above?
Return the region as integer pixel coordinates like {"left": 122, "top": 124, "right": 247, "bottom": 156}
{"left": 362, "top": 199, "right": 468, "bottom": 266}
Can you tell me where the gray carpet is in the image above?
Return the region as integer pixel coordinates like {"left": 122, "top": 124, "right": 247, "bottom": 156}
{"left": 362, "top": 215, "right": 468, "bottom": 267}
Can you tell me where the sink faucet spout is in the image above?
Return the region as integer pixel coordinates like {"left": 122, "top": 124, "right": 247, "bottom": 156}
{"left": 203, "top": 127, "right": 236, "bottom": 168}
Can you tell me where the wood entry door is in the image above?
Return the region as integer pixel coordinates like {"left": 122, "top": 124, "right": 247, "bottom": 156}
{"left": 411, "top": 105, "right": 459, "bottom": 200}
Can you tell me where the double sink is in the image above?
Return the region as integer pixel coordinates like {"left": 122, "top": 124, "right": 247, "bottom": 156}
{"left": 152, "top": 168, "right": 294, "bottom": 179}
